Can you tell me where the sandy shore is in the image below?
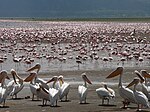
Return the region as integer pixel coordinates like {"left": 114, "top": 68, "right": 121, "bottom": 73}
{"left": 1, "top": 68, "right": 150, "bottom": 112}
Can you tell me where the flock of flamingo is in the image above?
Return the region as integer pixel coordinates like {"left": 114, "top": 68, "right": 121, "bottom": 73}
{"left": 0, "top": 20, "right": 150, "bottom": 111}
{"left": 0, "top": 21, "right": 150, "bottom": 72}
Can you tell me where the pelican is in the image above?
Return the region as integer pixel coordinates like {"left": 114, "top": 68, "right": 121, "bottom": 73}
{"left": 58, "top": 75, "right": 70, "bottom": 101}
{"left": 26, "top": 63, "right": 49, "bottom": 100}
{"left": 78, "top": 73, "right": 92, "bottom": 104}
{"left": 126, "top": 77, "right": 150, "bottom": 111}
{"left": 47, "top": 76, "right": 60, "bottom": 107}
{"left": 0, "top": 70, "right": 10, "bottom": 107}
{"left": 106, "top": 67, "right": 135, "bottom": 108}
{"left": 26, "top": 63, "right": 49, "bottom": 89}
{"left": 96, "top": 84, "right": 115, "bottom": 105}
{"left": 24, "top": 72, "right": 40, "bottom": 100}
{"left": 7, "top": 69, "right": 24, "bottom": 99}
{"left": 136, "top": 70, "right": 150, "bottom": 100}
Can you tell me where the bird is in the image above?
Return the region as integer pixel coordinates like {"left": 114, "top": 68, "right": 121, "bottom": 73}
{"left": 126, "top": 77, "right": 149, "bottom": 111}
{"left": 47, "top": 76, "right": 60, "bottom": 107}
{"left": 58, "top": 75, "right": 70, "bottom": 101}
{"left": 106, "top": 67, "right": 135, "bottom": 108}
{"left": 26, "top": 63, "right": 49, "bottom": 100}
{"left": 24, "top": 71, "right": 40, "bottom": 101}
{"left": 7, "top": 69, "right": 24, "bottom": 99}
{"left": 78, "top": 73, "right": 92, "bottom": 104}
{"left": 96, "top": 84, "right": 115, "bottom": 105}
{"left": 0, "top": 70, "right": 10, "bottom": 107}
{"left": 135, "top": 70, "right": 150, "bottom": 100}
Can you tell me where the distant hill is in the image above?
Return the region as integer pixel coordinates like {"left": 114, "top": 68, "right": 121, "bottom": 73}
{"left": 0, "top": 0, "right": 150, "bottom": 18}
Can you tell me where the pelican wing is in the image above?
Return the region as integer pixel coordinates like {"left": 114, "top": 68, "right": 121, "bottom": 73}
{"left": 135, "top": 91, "right": 150, "bottom": 108}
{"left": 59, "top": 82, "right": 70, "bottom": 99}
{"left": 96, "top": 88, "right": 114, "bottom": 98}
{"left": 78, "top": 85, "right": 88, "bottom": 102}
{"left": 49, "top": 88, "right": 59, "bottom": 106}
{"left": 119, "top": 86, "right": 135, "bottom": 103}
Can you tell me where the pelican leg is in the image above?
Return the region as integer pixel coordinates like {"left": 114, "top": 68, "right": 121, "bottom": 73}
{"left": 55, "top": 100, "right": 58, "bottom": 106}
{"left": 32, "top": 94, "right": 34, "bottom": 100}
{"left": 42, "top": 99, "right": 44, "bottom": 105}
{"left": 65, "top": 95, "right": 67, "bottom": 101}
{"left": 84, "top": 97, "right": 86, "bottom": 104}
{"left": 107, "top": 98, "right": 109, "bottom": 105}
{"left": 102, "top": 98, "right": 104, "bottom": 105}
{"left": 15, "top": 94, "right": 17, "bottom": 99}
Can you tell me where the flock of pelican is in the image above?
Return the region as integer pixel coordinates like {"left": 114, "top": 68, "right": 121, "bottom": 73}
{"left": 0, "top": 63, "right": 150, "bottom": 111}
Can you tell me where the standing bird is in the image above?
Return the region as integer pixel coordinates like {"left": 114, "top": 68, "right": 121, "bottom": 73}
{"left": 126, "top": 77, "right": 149, "bottom": 111}
{"left": 96, "top": 84, "right": 115, "bottom": 105}
{"left": 58, "top": 75, "right": 70, "bottom": 101}
{"left": 106, "top": 67, "right": 135, "bottom": 108}
{"left": 7, "top": 69, "right": 24, "bottom": 99}
{"left": 26, "top": 63, "right": 49, "bottom": 100}
{"left": 78, "top": 73, "right": 92, "bottom": 104}
{"left": 136, "top": 70, "right": 150, "bottom": 100}
{"left": 0, "top": 70, "right": 10, "bottom": 107}
{"left": 47, "top": 76, "right": 60, "bottom": 107}
{"left": 24, "top": 72, "right": 40, "bottom": 101}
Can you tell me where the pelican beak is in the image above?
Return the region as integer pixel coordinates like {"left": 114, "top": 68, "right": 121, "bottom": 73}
{"left": 135, "top": 70, "right": 145, "bottom": 83}
{"left": 82, "top": 73, "right": 92, "bottom": 84}
{"left": 106, "top": 67, "right": 123, "bottom": 79}
{"left": 126, "top": 80, "right": 135, "bottom": 88}
{"left": 26, "top": 63, "right": 41, "bottom": 73}
{"left": 46, "top": 76, "right": 57, "bottom": 84}
{"left": 141, "top": 70, "right": 150, "bottom": 78}
{"left": 24, "top": 72, "right": 36, "bottom": 82}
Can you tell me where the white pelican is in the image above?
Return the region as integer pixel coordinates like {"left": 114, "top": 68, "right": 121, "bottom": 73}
{"left": 126, "top": 77, "right": 150, "bottom": 111}
{"left": 7, "top": 69, "right": 24, "bottom": 99}
{"left": 47, "top": 76, "right": 60, "bottom": 107}
{"left": 58, "top": 75, "right": 70, "bottom": 101}
{"left": 24, "top": 72, "right": 40, "bottom": 100}
{"left": 106, "top": 67, "right": 135, "bottom": 108}
{"left": 0, "top": 70, "right": 10, "bottom": 107}
{"left": 26, "top": 63, "right": 49, "bottom": 89}
{"left": 78, "top": 73, "right": 92, "bottom": 104}
{"left": 26, "top": 63, "right": 49, "bottom": 100}
{"left": 136, "top": 70, "right": 150, "bottom": 100}
{"left": 96, "top": 84, "right": 115, "bottom": 105}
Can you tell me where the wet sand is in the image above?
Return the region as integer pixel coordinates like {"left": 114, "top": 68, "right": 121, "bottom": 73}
{"left": 1, "top": 68, "right": 150, "bottom": 112}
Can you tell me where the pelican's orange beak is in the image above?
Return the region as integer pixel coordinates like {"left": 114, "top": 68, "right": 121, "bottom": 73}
{"left": 46, "top": 76, "right": 58, "bottom": 84}
{"left": 24, "top": 72, "right": 36, "bottom": 82}
{"left": 135, "top": 70, "right": 144, "bottom": 83}
{"left": 82, "top": 73, "right": 92, "bottom": 84}
{"left": 141, "top": 70, "right": 150, "bottom": 78}
{"left": 106, "top": 67, "right": 123, "bottom": 79}
{"left": 26, "top": 63, "right": 41, "bottom": 73}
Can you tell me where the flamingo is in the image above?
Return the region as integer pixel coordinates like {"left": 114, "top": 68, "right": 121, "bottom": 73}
{"left": 78, "top": 73, "right": 92, "bottom": 104}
